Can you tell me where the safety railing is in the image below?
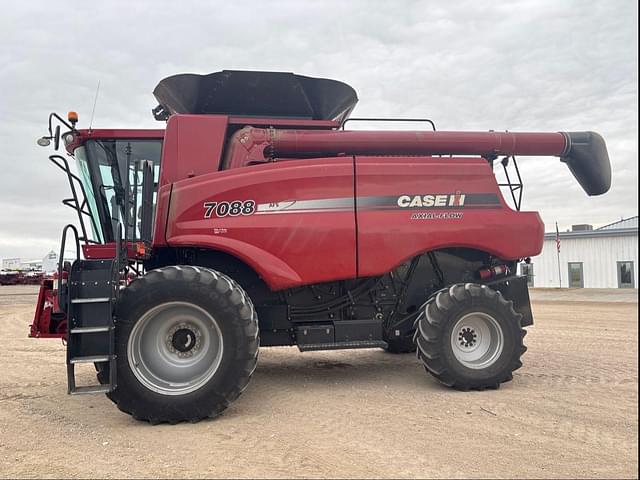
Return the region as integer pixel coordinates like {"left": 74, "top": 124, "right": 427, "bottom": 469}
{"left": 49, "top": 154, "right": 101, "bottom": 244}
{"left": 341, "top": 117, "right": 436, "bottom": 131}
{"left": 56, "top": 224, "right": 80, "bottom": 314}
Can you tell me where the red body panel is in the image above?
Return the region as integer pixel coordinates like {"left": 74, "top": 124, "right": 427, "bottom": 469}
{"left": 151, "top": 183, "right": 173, "bottom": 247}
{"left": 165, "top": 157, "right": 357, "bottom": 289}
{"left": 83, "top": 242, "right": 144, "bottom": 259}
{"left": 355, "top": 156, "right": 543, "bottom": 276}
{"left": 160, "top": 150, "right": 544, "bottom": 290}
{"left": 30, "top": 278, "right": 66, "bottom": 338}
{"left": 159, "top": 115, "right": 228, "bottom": 187}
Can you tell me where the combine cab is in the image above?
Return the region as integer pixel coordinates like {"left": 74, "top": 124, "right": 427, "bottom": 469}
{"left": 31, "top": 70, "right": 611, "bottom": 423}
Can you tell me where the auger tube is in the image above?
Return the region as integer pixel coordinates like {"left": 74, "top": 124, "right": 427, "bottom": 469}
{"left": 266, "top": 129, "right": 611, "bottom": 196}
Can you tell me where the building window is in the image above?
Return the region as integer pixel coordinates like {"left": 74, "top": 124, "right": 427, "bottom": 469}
{"left": 520, "top": 263, "right": 534, "bottom": 287}
{"left": 568, "top": 262, "right": 584, "bottom": 288}
{"left": 617, "top": 261, "right": 635, "bottom": 288}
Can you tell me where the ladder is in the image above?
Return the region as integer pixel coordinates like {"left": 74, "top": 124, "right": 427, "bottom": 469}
{"left": 66, "top": 258, "right": 118, "bottom": 395}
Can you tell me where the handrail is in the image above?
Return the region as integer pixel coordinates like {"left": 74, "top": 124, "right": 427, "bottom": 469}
{"left": 57, "top": 224, "right": 80, "bottom": 314}
{"left": 341, "top": 117, "right": 436, "bottom": 131}
{"left": 115, "top": 222, "right": 125, "bottom": 271}
{"left": 497, "top": 155, "right": 524, "bottom": 211}
{"left": 49, "top": 155, "right": 101, "bottom": 244}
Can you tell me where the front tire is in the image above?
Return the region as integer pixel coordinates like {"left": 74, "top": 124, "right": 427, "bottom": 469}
{"left": 414, "top": 283, "right": 526, "bottom": 390}
{"left": 107, "top": 266, "right": 259, "bottom": 424}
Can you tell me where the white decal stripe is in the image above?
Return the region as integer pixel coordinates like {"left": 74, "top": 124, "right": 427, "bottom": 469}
{"left": 256, "top": 198, "right": 353, "bottom": 213}
{"left": 255, "top": 207, "right": 353, "bottom": 215}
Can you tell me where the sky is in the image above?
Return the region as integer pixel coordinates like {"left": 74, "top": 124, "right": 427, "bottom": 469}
{"left": 0, "top": 0, "right": 637, "bottom": 261}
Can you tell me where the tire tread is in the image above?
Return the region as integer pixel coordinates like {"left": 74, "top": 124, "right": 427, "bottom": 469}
{"left": 415, "top": 283, "right": 526, "bottom": 391}
{"left": 104, "top": 265, "right": 259, "bottom": 424}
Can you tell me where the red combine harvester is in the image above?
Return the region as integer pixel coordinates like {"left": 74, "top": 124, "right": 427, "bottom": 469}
{"left": 31, "top": 71, "right": 611, "bottom": 423}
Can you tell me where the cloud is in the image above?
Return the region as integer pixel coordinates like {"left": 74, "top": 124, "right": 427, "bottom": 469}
{"left": 0, "top": 0, "right": 637, "bottom": 260}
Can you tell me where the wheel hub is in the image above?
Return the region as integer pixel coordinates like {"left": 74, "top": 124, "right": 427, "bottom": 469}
{"left": 167, "top": 324, "right": 202, "bottom": 356}
{"left": 458, "top": 327, "right": 478, "bottom": 348}
{"left": 450, "top": 312, "right": 504, "bottom": 369}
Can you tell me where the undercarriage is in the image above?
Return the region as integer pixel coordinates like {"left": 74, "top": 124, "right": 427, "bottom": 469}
{"left": 152, "top": 247, "right": 533, "bottom": 351}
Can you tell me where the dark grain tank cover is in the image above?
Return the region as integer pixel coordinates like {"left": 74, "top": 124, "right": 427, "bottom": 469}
{"left": 152, "top": 70, "right": 358, "bottom": 123}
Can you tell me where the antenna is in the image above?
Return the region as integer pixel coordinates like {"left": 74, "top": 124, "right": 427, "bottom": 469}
{"left": 88, "top": 80, "right": 101, "bottom": 132}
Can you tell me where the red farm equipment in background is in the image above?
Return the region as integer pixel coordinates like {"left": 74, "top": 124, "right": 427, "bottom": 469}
{"left": 31, "top": 70, "right": 611, "bottom": 423}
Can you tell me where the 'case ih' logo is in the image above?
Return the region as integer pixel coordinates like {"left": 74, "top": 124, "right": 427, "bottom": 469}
{"left": 397, "top": 191, "right": 466, "bottom": 208}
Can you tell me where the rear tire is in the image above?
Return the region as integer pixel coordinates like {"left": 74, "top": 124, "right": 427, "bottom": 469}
{"left": 106, "top": 265, "right": 259, "bottom": 424}
{"left": 414, "top": 283, "right": 526, "bottom": 390}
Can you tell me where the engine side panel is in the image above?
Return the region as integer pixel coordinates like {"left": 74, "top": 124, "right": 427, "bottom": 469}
{"left": 355, "top": 156, "right": 544, "bottom": 277}
{"left": 165, "top": 157, "right": 357, "bottom": 290}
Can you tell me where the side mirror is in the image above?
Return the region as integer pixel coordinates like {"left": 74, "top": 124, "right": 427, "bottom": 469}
{"left": 53, "top": 125, "right": 61, "bottom": 151}
{"left": 139, "top": 160, "right": 154, "bottom": 242}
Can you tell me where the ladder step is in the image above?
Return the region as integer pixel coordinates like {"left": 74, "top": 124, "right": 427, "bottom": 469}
{"left": 69, "top": 355, "right": 113, "bottom": 364}
{"left": 71, "top": 297, "right": 111, "bottom": 304}
{"left": 70, "top": 385, "right": 112, "bottom": 395}
{"left": 70, "top": 326, "right": 112, "bottom": 334}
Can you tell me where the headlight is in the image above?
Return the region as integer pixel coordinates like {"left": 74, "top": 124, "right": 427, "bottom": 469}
{"left": 63, "top": 132, "right": 76, "bottom": 146}
{"left": 37, "top": 136, "right": 51, "bottom": 147}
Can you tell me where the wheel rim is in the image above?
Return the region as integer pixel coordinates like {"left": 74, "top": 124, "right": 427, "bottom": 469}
{"left": 127, "top": 301, "right": 224, "bottom": 395}
{"left": 450, "top": 312, "right": 504, "bottom": 369}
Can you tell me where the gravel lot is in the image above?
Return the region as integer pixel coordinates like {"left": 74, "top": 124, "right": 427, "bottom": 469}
{"left": 0, "top": 286, "right": 637, "bottom": 479}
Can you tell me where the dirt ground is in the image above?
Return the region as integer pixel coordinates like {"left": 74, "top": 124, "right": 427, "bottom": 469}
{"left": 0, "top": 286, "right": 637, "bottom": 479}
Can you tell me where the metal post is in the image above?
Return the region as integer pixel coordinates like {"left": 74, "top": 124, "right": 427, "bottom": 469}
{"left": 556, "top": 222, "right": 562, "bottom": 288}
{"left": 120, "top": 143, "right": 132, "bottom": 269}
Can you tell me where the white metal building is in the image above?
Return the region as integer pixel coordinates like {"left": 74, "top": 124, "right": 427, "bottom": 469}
{"left": 41, "top": 250, "right": 59, "bottom": 273}
{"left": 1, "top": 258, "right": 22, "bottom": 270}
{"left": 518, "top": 216, "right": 638, "bottom": 288}
{"left": 0, "top": 250, "right": 70, "bottom": 273}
